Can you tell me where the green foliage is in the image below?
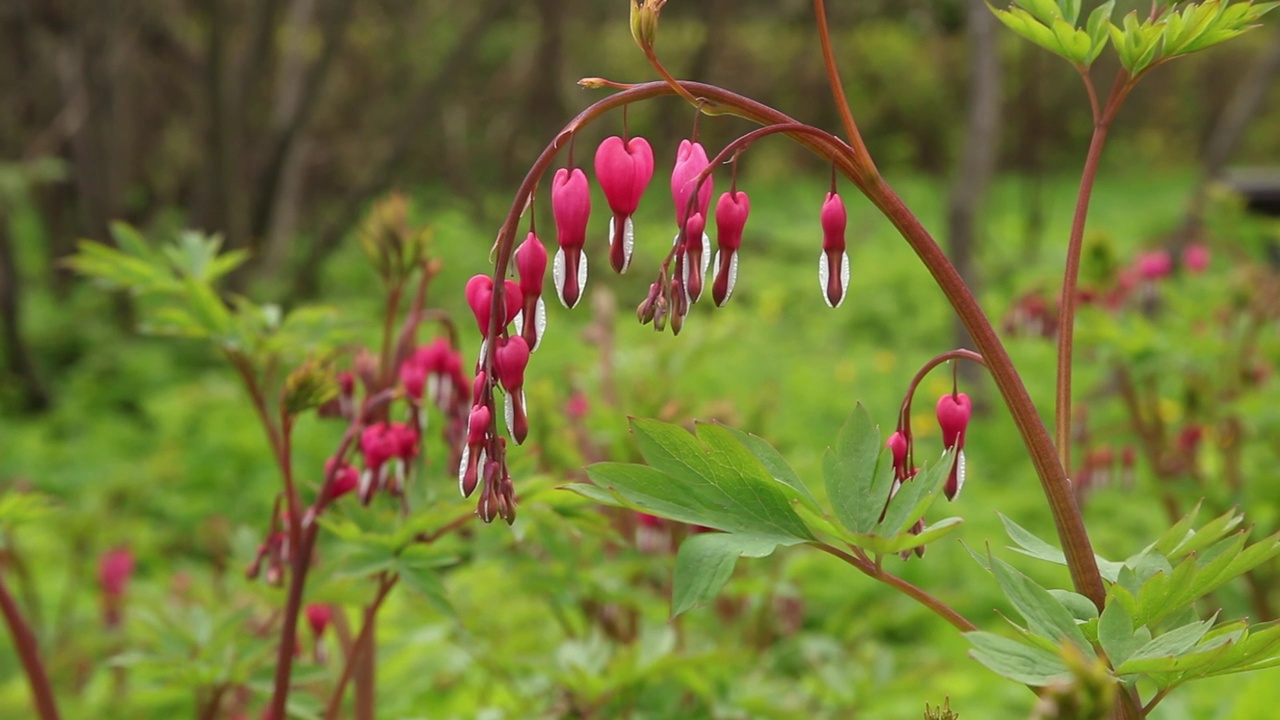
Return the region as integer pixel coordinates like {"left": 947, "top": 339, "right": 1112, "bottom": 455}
{"left": 969, "top": 508, "right": 1280, "bottom": 703}
{"left": 67, "top": 223, "right": 352, "bottom": 364}
{"left": 992, "top": 0, "right": 1274, "bottom": 72}
{"left": 572, "top": 405, "right": 964, "bottom": 618}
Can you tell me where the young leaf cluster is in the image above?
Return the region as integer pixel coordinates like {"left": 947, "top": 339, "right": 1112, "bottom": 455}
{"left": 966, "top": 504, "right": 1280, "bottom": 705}
{"left": 991, "top": 0, "right": 1276, "bottom": 73}
{"left": 68, "top": 223, "right": 352, "bottom": 373}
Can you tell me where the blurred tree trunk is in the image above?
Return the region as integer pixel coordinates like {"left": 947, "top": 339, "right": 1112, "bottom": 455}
{"left": 1179, "top": 23, "right": 1280, "bottom": 243}
{"left": 288, "top": 0, "right": 515, "bottom": 301}
{"left": 947, "top": 0, "right": 1001, "bottom": 363}
{"left": 0, "top": 216, "right": 50, "bottom": 412}
{"left": 249, "top": 0, "right": 356, "bottom": 239}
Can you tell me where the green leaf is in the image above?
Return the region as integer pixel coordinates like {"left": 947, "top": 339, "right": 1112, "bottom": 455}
{"left": 1050, "top": 589, "right": 1099, "bottom": 623}
{"left": 1099, "top": 596, "right": 1145, "bottom": 667}
{"left": 1115, "top": 615, "right": 1217, "bottom": 672}
{"left": 583, "top": 419, "right": 815, "bottom": 541}
{"left": 670, "top": 533, "right": 793, "bottom": 618}
{"left": 822, "top": 403, "right": 893, "bottom": 534}
{"left": 1051, "top": 18, "right": 1094, "bottom": 63}
{"left": 877, "top": 449, "right": 953, "bottom": 536}
{"left": 1015, "top": 0, "right": 1066, "bottom": 26}
{"left": 998, "top": 513, "right": 1125, "bottom": 581}
{"left": 334, "top": 544, "right": 397, "bottom": 579}
{"left": 850, "top": 516, "right": 964, "bottom": 556}
{"left": 714, "top": 423, "right": 821, "bottom": 513}
{"left": 1084, "top": 0, "right": 1116, "bottom": 63}
{"left": 1151, "top": 500, "right": 1202, "bottom": 557}
{"left": 993, "top": 8, "right": 1071, "bottom": 58}
{"left": 991, "top": 555, "right": 1094, "bottom": 654}
{"left": 966, "top": 631, "right": 1072, "bottom": 686}
{"left": 396, "top": 553, "right": 456, "bottom": 618}
{"left": 1057, "top": 0, "right": 1081, "bottom": 25}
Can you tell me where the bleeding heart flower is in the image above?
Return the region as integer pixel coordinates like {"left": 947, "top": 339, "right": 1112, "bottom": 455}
{"left": 936, "top": 393, "right": 972, "bottom": 500}
{"left": 818, "top": 192, "right": 849, "bottom": 308}
{"left": 713, "top": 190, "right": 749, "bottom": 306}
{"left": 595, "top": 136, "right": 654, "bottom": 273}
{"left": 670, "top": 140, "right": 712, "bottom": 228}
{"left": 495, "top": 336, "right": 531, "bottom": 444}
{"left": 465, "top": 274, "right": 522, "bottom": 340}
{"left": 680, "top": 212, "right": 709, "bottom": 304}
{"left": 551, "top": 168, "right": 592, "bottom": 308}
{"left": 513, "top": 231, "right": 549, "bottom": 351}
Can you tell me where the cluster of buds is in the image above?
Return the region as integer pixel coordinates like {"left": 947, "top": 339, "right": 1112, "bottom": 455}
{"left": 462, "top": 272, "right": 533, "bottom": 523}
{"left": 880, "top": 386, "right": 974, "bottom": 558}
{"left": 357, "top": 421, "right": 420, "bottom": 503}
{"left": 248, "top": 529, "right": 290, "bottom": 586}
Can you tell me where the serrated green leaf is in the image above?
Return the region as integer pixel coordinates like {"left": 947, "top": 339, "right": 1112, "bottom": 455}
{"left": 1058, "top": 0, "right": 1081, "bottom": 25}
{"left": 670, "top": 532, "right": 792, "bottom": 618}
{"left": 714, "top": 423, "right": 821, "bottom": 513}
{"left": 991, "top": 555, "right": 1094, "bottom": 654}
{"left": 1152, "top": 500, "right": 1203, "bottom": 557}
{"left": 1049, "top": 589, "right": 1099, "bottom": 623}
{"left": 1171, "top": 507, "right": 1243, "bottom": 557}
{"left": 1116, "top": 614, "right": 1216, "bottom": 672}
{"left": 1099, "top": 594, "right": 1144, "bottom": 666}
{"left": 1084, "top": 0, "right": 1115, "bottom": 63}
{"left": 334, "top": 544, "right": 397, "bottom": 579}
{"left": 1016, "top": 0, "right": 1066, "bottom": 25}
{"left": 966, "top": 631, "right": 1072, "bottom": 686}
{"left": 632, "top": 419, "right": 813, "bottom": 540}
{"left": 109, "top": 221, "right": 156, "bottom": 258}
{"left": 396, "top": 556, "right": 455, "bottom": 618}
{"left": 999, "top": 513, "right": 1125, "bottom": 581}
{"left": 1051, "top": 18, "right": 1093, "bottom": 62}
{"left": 994, "top": 8, "right": 1070, "bottom": 57}
{"left": 822, "top": 403, "right": 893, "bottom": 534}
{"left": 876, "top": 449, "right": 953, "bottom": 536}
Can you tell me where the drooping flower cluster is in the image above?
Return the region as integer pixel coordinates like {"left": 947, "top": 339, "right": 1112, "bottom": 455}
{"left": 465, "top": 127, "right": 865, "bottom": 521}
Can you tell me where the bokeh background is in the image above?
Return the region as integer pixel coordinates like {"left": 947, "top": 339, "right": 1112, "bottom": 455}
{"left": 2, "top": 1, "right": 1280, "bottom": 718}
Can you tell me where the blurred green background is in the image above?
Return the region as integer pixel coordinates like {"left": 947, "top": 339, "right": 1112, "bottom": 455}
{"left": 1, "top": 1, "right": 1279, "bottom": 718}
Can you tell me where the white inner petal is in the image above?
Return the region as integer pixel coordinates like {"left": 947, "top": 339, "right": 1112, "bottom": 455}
{"left": 818, "top": 252, "right": 833, "bottom": 308}
{"left": 513, "top": 308, "right": 524, "bottom": 335}
{"left": 955, "top": 450, "right": 967, "bottom": 499}
{"left": 713, "top": 250, "right": 739, "bottom": 307}
{"left": 532, "top": 297, "right": 547, "bottom": 352}
{"left": 504, "top": 392, "right": 515, "bottom": 439}
{"left": 457, "top": 445, "right": 471, "bottom": 492}
{"left": 839, "top": 252, "right": 851, "bottom": 307}
{"left": 552, "top": 247, "right": 568, "bottom": 308}
{"left": 700, "top": 232, "right": 711, "bottom": 276}
{"left": 576, "top": 249, "right": 588, "bottom": 295}
{"left": 622, "top": 216, "right": 635, "bottom": 272}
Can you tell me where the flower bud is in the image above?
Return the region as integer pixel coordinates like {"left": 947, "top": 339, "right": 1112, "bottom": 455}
{"left": 681, "top": 212, "right": 709, "bottom": 304}
{"left": 818, "top": 192, "right": 849, "bottom": 308}
{"left": 670, "top": 140, "right": 712, "bottom": 228}
{"left": 936, "top": 393, "right": 972, "bottom": 500}
{"left": 712, "top": 190, "right": 749, "bottom": 306}
{"left": 514, "top": 232, "right": 549, "bottom": 350}
{"left": 630, "top": 0, "right": 664, "bottom": 50}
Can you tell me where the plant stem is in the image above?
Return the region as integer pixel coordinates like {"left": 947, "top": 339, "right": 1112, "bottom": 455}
{"left": 812, "top": 543, "right": 976, "bottom": 633}
{"left": 323, "top": 574, "right": 398, "bottom": 720}
{"left": 0, "top": 570, "right": 60, "bottom": 720}
{"left": 812, "top": 0, "right": 875, "bottom": 171}
{"left": 1054, "top": 73, "right": 1131, "bottom": 474}
{"left": 267, "top": 414, "right": 368, "bottom": 720}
